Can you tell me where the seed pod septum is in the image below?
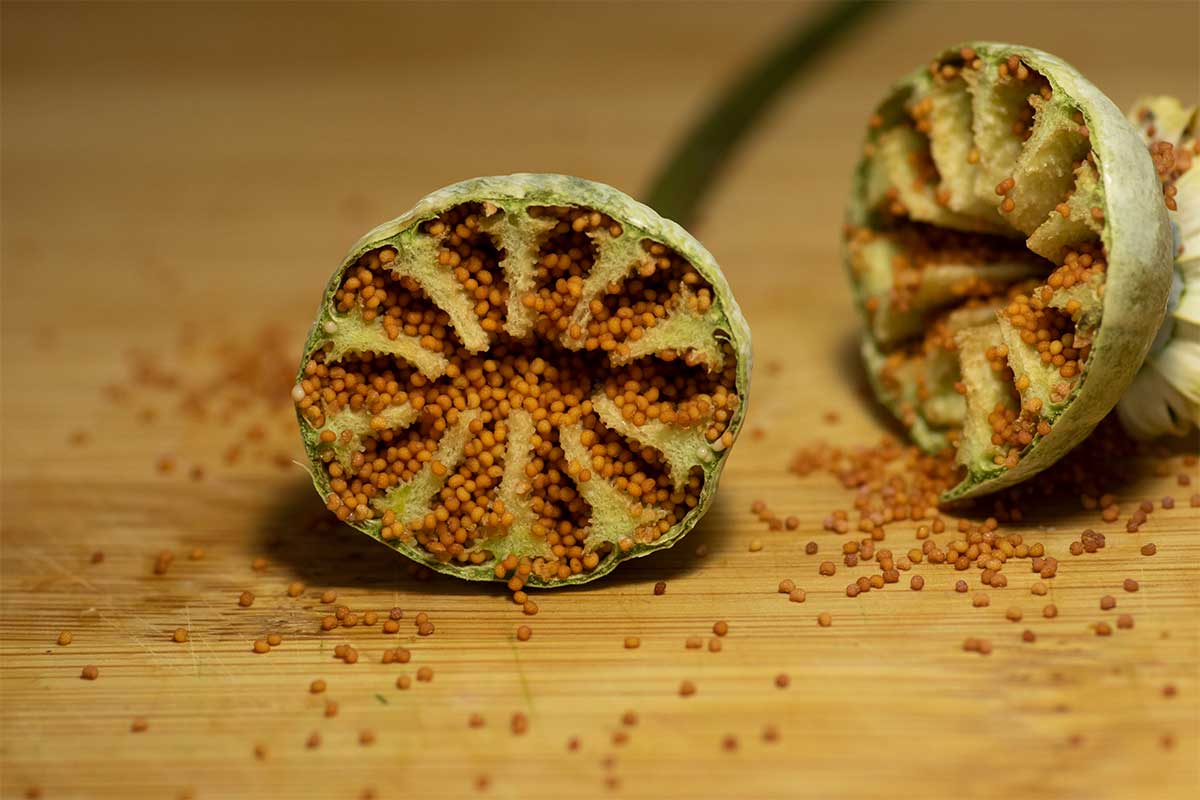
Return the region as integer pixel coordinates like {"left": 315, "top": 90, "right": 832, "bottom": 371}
{"left": 847, "top": 42, "right": 1175, "bottom": 501}
{"left": 295, "top": 174, "right": 750, "bottom": 586}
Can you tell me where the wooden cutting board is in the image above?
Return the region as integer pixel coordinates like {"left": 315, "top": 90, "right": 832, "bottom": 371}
{"left": 2, "top": 3, "right": 1197, "bottom": 799}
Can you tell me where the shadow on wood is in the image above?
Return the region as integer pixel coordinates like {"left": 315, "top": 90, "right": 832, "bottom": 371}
{"left": 253, "top": 474, "right": 727, "bottom": 596}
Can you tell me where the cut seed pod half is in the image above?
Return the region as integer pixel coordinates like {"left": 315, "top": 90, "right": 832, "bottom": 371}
{"left": 294, "top": 174, "right": 751, "bottom": 586}
{"left": 846, "top": 43, "right": 1174, "bottom": 501}
{"left": 1117, "top": 96, "right": 1200, "bottom": 438}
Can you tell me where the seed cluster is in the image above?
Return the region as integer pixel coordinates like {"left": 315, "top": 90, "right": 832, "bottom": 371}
{"left": 297, "top": 202, "right": 741, "bottom": 585}
{"left": 858, "top": 49, "right": 1116, "bottom": 479}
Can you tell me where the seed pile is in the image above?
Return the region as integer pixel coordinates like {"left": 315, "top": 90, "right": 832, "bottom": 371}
{"left": 784, "top": 409, "right": 1196, "bottom": 658}
{"left": 97, "top": 324, "right": 300, "bottom": 477}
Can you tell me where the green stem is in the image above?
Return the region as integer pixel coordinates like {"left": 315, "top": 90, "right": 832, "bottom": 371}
{"left": 644, "top": 0, "right": 883, "bottom": 227}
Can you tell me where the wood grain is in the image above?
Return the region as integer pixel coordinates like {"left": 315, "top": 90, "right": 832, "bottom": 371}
{"left": 2, "top": 2, "right": 1197, "bottom": 799}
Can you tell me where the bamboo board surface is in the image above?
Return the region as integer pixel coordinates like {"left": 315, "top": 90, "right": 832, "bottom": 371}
{"left": 2, "top": 3, "right": 1198, "bottom": 799}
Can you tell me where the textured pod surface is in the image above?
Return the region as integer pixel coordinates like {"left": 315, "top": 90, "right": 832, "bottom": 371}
{"left": 845, "top": 43, "right": 1174, "bottom": 501}
{"left": 294, "top": 174, "right": 751, "bottom": 586}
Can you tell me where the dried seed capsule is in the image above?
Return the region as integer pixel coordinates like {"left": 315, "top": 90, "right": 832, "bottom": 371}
{"left": 847, "top": 44, "right": 1177, "bottom": 500}
{"left": 294, "top": 175, "right": 751, "bottom": 585}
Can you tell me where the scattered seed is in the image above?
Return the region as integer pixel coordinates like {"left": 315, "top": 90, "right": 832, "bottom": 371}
{"left": 417, "top": 666, "right": 433, "bottom": 682}
{"left": 81, "top": 665, "right": 99, "bottom": 680}
{"left": 238, "top": 591, "right": 254, "bottom": 608}
{"left": 679, "top": 680, "right": 696, "bottom": 697}
{"left": 1117, "top": 614, "right": 1134, "bottom": 629}
{"left": 511, "top": 713, "right": 528, "bottom": 735}
{"left": 153, "top": 551, "right": 174, "bottom": 575}
{"left": 1100, "top": 595, "right": 1116, "bottom": 610}
{"left": 910, "top": 575, "right": 924, "bottom": 591}
{"left": 624, "top": 636, "right": 640, "bottom": 649}
{"left": 817, "top": 612, "right": 832, "bottom": 627}
{"left": 1095, "top": 622, "right": 1112, "bottom": 636}
{"left": 789, "top": 589, "right": 806, "bottom": 603}
{"left": 131, "top": 717, "right": 148, "bottom": 733}
{"left": 57, "top": 631, "right": 73, "bottom": 646}
{"left": 172, "top": 628, "right": 188, "bottom": 643}
{"left": 1141, "top": 543, "right": 1157, "bottom": 556}
{"left": 1123, "top": 578, "right": 1139, "bottom": 592}
{"left": 653, "top": 581, "right": 666, "bottom": 596}
{"left": 396, "top": 675, "right": 411, "bottom": 690}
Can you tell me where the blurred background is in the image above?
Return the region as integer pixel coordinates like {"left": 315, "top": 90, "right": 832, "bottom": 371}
{"left": 3, "top": 4, "right": 1196, "bottom": 467}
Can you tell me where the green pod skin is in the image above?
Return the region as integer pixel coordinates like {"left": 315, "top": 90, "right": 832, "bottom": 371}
{"left": 295, "top": 174, "right": 751, "bottom": 587}
{"left": 845, "top": 43, "right": 1173, "bottom": 502}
